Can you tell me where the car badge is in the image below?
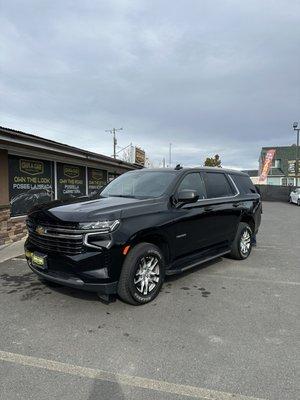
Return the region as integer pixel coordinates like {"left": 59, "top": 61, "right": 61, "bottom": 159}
{"left": 36, "top": 226, "right": 46, "bottom": 235}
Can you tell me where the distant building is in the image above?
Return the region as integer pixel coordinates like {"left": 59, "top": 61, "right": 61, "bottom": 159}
{"left": 258, "top": 145, "right": 299, "bottom": 186}
{"left": 0, "top": 126, "right": 140, "bottom": 245}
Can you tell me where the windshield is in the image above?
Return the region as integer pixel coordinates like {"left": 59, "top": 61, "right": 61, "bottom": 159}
{"left": 101, "top": 171, "right": 176, "bottom": 199}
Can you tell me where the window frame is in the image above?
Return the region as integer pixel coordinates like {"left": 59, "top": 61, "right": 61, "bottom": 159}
{"left": 202, "top": 171, "right": 239, "bottom": 200}
{"left": 229, "top": 173, "right": 257, "bottom": 195}
{"left": 174, "top": 172, "right": 207, "bottom": 201}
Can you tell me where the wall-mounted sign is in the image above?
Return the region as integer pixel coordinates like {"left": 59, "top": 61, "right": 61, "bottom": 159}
{"left": 8, "top": 155, "right": 54, "bottom": 217}
{"left": 88, "top": 168, "right": 107, "bottom": 196}
{"left": 287, "top": 160, "right": 300, "bottom": 176}
{"left": 135, "top": 147, "right": 145, "bottom": 166}
{"left": 56, "top": 163, "right": 86, "bottom": 199}
{"left": 63, "top": 165, "right": 80, "bottom": 179}
{"left": 19, "top": 159, "right": 44, "bottom": 175}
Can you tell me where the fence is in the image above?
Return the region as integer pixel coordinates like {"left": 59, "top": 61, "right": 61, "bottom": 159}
{"left": 256, "top": 185, "right": 296, "bottom": 202}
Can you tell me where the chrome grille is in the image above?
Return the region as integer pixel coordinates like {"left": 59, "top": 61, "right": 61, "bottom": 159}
{"left": 26, "top": 218, "right": 83, "bottom": 255}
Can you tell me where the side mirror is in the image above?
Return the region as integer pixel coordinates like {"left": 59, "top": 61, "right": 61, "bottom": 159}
{"left": 177, "top": 189, "right": 199, "bottom": 205}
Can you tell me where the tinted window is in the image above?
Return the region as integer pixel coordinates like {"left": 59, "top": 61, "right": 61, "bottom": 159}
{"left": 204, "top": 172, "right": 234, "bottom": 198}
{"left": 231, "top": 174, "right": 256, "bottom": 195}
{"left": 177, "top": 173, "right": 206, "bottom": 199}
{"left": 101, "top": 171, "right": 176, "bottom": 199}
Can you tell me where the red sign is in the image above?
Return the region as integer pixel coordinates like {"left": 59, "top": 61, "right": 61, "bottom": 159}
{"left": 259, "top": 149, "right": 276, "bottom": 183}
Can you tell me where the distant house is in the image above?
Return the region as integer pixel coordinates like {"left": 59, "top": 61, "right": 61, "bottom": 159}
{"left": 259, "top": 145, "right": 299, "bottom": 186}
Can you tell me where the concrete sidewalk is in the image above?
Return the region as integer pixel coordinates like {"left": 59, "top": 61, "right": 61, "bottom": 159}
{"left": 0, "top": 237, "right": 26, "bottom": 263}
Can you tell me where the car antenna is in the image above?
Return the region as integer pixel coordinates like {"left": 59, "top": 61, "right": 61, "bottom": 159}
{"left": 174, "top": 164, "right": 183, "bottom": 170}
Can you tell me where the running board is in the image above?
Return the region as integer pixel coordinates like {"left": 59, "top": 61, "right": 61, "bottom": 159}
{"left": 166, "top": 250, "right": 230, "bottom": 275}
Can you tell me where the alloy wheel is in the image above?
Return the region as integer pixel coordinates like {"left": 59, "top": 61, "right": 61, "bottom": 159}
{"left": 240, "top": 229, "right": 251, "bottom": 255}
{"left": 134, "top": 255, "right": 160, "bottom": 295}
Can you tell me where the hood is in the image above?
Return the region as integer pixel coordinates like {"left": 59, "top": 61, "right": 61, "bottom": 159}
{"left": 28, "top": 196, "right": 166, "bottom": 223}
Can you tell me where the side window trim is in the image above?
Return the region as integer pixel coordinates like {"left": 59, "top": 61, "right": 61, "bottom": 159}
{"left": 227, "top": 174, "right": 239, "bottom": 195}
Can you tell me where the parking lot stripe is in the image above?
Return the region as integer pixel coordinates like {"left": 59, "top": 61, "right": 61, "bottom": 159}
{"left": 200, "top": 274, "right": 300, "bottom": 286}
{"left": 0, "top": 350, "right": 266, "bottom": 400}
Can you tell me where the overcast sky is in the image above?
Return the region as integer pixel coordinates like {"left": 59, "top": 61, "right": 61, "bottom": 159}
{"left": 1, "top": 0, "right": 300, "bottom": 169}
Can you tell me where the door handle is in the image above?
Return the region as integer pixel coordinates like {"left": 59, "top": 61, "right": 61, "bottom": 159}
{"left": 204, "top": 206, "right": 213, "bottom": 212}
{"left": 233, "top": 203, "right": 240, "bottom": 208}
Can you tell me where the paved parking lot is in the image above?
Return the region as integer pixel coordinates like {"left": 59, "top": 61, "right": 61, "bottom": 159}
{"left": 0, "top": 202, "right": 299, "bottom": 400}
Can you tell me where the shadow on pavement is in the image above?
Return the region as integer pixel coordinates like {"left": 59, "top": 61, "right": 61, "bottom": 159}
{"left": 87, "top": 377, "right": 126, "bottom": 400}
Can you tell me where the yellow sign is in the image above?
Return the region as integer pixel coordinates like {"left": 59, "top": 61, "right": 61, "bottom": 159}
{"left": 91, "top": 170, "right": 104, "bottom": 180}
{"left": 19, "top": 159, "right": 44, "bottom": 176}
{"left": 135, "top": 147, "right": 145, "bottom": 166}
{"left": 64, "top": 166, "right": 80, "bottom": 178}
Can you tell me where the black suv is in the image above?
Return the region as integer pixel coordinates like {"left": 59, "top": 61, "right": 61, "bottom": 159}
{"left": 25, "top": 168, "right": 262, "bottom": 305}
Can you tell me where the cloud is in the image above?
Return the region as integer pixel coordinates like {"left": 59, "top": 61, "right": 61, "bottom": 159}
{"left": 1, "top": 0, "right": 300, "bottom": 169}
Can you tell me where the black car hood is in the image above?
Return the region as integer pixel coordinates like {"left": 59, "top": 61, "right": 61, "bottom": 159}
{"left": 28, "top": 196, "right": 166, "bottom": 223}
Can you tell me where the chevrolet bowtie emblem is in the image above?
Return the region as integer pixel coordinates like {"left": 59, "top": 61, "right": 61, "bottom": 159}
{"left": 36, "top": 226, "right": 46, "bottom": 235}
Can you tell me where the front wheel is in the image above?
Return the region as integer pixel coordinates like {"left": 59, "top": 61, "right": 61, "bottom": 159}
{"left": 229, "top": 222, "right": 252, "bottom": 260}
{"left": 117, "top": 243, "right": 165, "bottom": 305}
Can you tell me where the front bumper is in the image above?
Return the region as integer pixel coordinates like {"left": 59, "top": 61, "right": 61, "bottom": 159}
{"left": 25, "top": 238, "right": 121, "bottom": 294}
{"left": 27, "top": 260, "right": 118, "bottom": 294}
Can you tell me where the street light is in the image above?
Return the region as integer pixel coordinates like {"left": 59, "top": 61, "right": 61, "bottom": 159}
{"left": 292, "top": 122, "right": 300, "bottom": 186}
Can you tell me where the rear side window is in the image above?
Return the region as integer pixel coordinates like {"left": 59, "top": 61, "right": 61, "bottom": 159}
{"left": 230, "top": 174, "right": 256, "bottom": 195}
{"left": 177, "top": 173, "right": 206, "bottom": 199}
{"left": 204, "top": 172, "right": 235, "bottom": 198}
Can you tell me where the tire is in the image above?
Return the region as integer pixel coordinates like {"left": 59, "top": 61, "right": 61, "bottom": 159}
{"left": 117, "top": 243, "right": 165, "bottom": 305}
{"left": 298, "top": 199, "right": 300, "bottom": 206}
{"left": 229, "top": 222, "right": 252, "bottom": 260}
{"left": 289, "top": 197, "right": 292, "bottom": 203}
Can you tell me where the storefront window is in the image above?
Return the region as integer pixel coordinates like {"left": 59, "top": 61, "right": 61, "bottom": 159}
{"left": 8, "top": 155, "right": 54, "bottom": 217}
{"left": 56, "top": 163, "right": 86, "bottom": 200}
{"left": 88, "top": 168, "right": 107, "bottom": 197}
{"left": 108, "top": 172, "right": 120, "bottom": 182}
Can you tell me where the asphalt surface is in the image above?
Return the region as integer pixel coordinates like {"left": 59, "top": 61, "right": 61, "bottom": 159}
{"left": 0, "top": 201, "right": 299, "bottom": 400}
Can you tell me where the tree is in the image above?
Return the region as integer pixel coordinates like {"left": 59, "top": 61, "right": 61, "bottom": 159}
{"left": 204, "top": 154, "right": 222, "bottom": 167}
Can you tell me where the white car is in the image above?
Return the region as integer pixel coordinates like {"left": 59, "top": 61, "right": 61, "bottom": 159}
{"left": 289, "top": 188, "right": 300, "bottom": 206}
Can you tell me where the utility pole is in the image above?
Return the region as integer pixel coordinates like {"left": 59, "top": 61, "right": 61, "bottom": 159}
{"left": 105, "top": 127, "right": 123, "bottom": 158}
{"left": 292, "top": 122, "right": 300, "bottom": 186}
{"left": 168, "top": 143, "right": 172, "bottom": 168}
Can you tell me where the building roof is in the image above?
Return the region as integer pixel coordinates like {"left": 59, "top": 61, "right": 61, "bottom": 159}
{"left": 260, "top": 145, "right": 299, "bottom": 177}
{"left": 260, "top": 145, "right": 298, "bottom": 161}
{"left": 267, "top": 168, "right": 285, "bottom": 176}
{"left": 241, "top": 169, "right": 259, "bottom": 177}
{"left": 0, "top": 126, "right": 141, "bottom": 171}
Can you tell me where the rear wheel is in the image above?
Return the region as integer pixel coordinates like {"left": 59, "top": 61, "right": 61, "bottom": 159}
{"left": 117, "top": 243, "right": 165, "bottom": 305}
{"left": 229, "top": 222, "right": 252, "bottom": 260}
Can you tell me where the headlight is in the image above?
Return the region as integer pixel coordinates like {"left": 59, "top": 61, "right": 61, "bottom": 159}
{"left": 78, "top": 219, "right": 120, "bottom": 232}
